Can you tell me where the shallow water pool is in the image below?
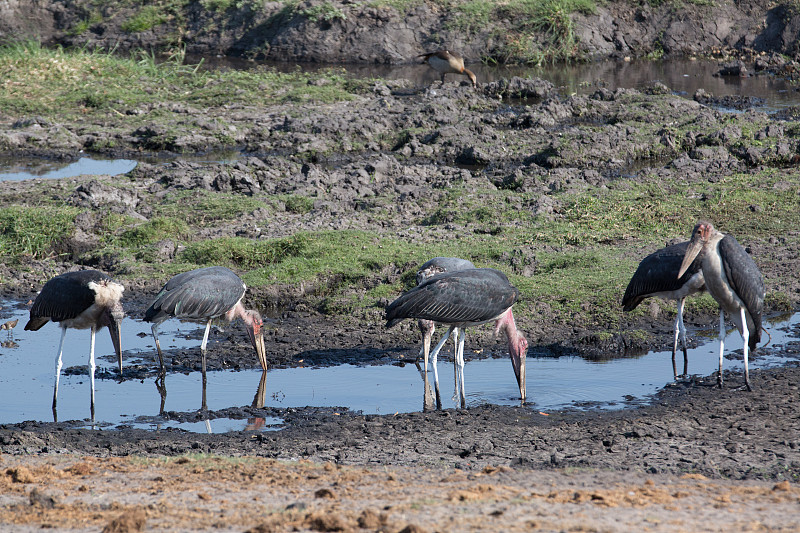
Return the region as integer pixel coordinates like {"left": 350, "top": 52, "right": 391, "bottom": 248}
{"left": 0, "top": 300, "right": 797, "bottom": 432}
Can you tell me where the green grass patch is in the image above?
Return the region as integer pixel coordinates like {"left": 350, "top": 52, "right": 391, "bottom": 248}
{"left": 0, "top": 42, "right": 365, "bottom": 118}
{"left": 282, "top": 195, "right": 315, "bottom": 214}
{"left": 296, "top": 1, "right": 346, "bottom": 22}
{"left": 121, "top": 5, "right": 169, "bottom": 33}
{"left": 180, "top": 234, "right": 307, "bottom": 269}
{"left": 152, "top": 191, "right": 268, "bottom": 224}
{"left": 0, "top": 206, "right": 81, "bottom": 260}
{"left": 116, "top": 217, "right": 190, "bottom": 247}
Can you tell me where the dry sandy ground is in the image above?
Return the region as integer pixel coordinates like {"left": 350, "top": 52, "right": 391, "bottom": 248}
{"left": 1, "top": 453, "right": 799, "bottom": 532}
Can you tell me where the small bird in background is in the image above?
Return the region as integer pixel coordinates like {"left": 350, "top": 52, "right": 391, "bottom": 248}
{"left": 1, "top": 318, "right": 18, "bottom": 336}
{"left": 418, "top": 50, "right": 477, "bottom": 87}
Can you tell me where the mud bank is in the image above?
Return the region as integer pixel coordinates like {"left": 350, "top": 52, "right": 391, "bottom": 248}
{"left": 2, "top": 0, "right": 800, "bottom": 64}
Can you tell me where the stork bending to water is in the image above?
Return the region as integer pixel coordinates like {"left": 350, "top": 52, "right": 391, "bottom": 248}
{"left": 24, "top": 270, "right": 124, "bottom": 421}
{"left": 622, "top": 241, "right": 705, "bottom": 378}
{"left": 386, "top": 268, "right": 528, "bottom": 407}
{"left": 144, "top": 266, "right": 267, "bottom": 410}
{"left": 415, "top": 257, "right": 475, "bottom": 408}
{"left": 678, "top": 221, "right": 765, "bottom": 390}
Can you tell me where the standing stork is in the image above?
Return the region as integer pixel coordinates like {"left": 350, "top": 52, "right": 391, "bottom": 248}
{"left": 144, "top": 266, "right": 267, "bottom": 410}
{"left": 622, "top": 241, "right": 706, "bottom": 379}
{"left": 418, "top": 50, "right": 477, "bottom": 87}
{"left": 24, "top": 270, "right": 124, "bottom": 421}
{"left": 678, "top": 221, "right": 765, "bottom": 390}
{"left": 415, "top": 257, "right": 475, "bottom": 408}
{"left": 386, "top": 268, "right": 528, "bottom": 407}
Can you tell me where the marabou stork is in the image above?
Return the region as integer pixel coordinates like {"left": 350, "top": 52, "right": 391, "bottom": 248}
{"left": 386, "top": 268, "right": 528, "bottom": 407}
{"left": 678, "top": 221, "right": 765, "bottom": 390}
{"left": 24, "top": 270, "right": 124, "bottom": 421}
{"left": 622, "top": 241, "right": 706, "bottom": 378}
{"left": 418, "top": 50, "right": 477, "bottom": 87}
{"left": 415, "top": 257, "right": 475, "bottom": 409}
{"left": 144, "top": 266, "right": 267, "bottom": 410}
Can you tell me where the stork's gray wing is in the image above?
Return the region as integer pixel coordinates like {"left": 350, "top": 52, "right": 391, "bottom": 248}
{"left": 622, "top": 242, "right": 703, "bottom": 311}
{"left": 719, "top": 235, "right": 764, "bottom": 347}
{"left": 28, "top": 270, "right": 111, "bottom": 322}
{"left": 387, "top": 268, "right": 519, "bottom": 327}
{"left": 144, "top": 266, "right": 245, "bottom": 323}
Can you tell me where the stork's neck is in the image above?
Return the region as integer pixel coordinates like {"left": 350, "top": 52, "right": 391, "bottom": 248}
{"left": 494, "top": 307, "right": 520, "bottom": 342}
{"left": 225, "top": 301, "right": 247, "bottom": 323}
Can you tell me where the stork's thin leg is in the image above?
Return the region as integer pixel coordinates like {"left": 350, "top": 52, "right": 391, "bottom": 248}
{"left": 52, "top": 326, "right": 68, "bottom": 421}
{"left": 671, "top": 302, "right": 681, "bottom": 380}
{"left": 422, "top": 328, "right": 434, "bottom": 408}
{"left": 678, "top": 300, "right": 689, "bottom": 378}
{"left": 456, "top": 329, "right": 466, "bottom": 409}
{"left": 717, "top": 310, "right": 726, "bottom": 388}
{"left": 422, "top": 367, "right": 434, "bottom": 412}
{"left": 740, "top": 307, "right": 752, "bottom": 391}
{"left": 200, "top": 319, "right": 212, "bottom": 411}
{"left": 151, "top": 324, "right": 166, "bottom": 376}
{"left": 89, "top": 327, "right": 97, "bottom": 421}
{"left": 429, "top": 326, "right": 455, "bottom": 410}
{"left": 452, "top": 327, "right": 461, "bottom": 402}
{"left": 155, "top": 375, "right": 167, "bottom": 416}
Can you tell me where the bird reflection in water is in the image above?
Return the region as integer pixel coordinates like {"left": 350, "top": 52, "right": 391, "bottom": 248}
{"left": 153, "top": 371, "right": 269, "bottom": 432}
{"left": 246, "top": 371, "right": 269, "bottom": 431}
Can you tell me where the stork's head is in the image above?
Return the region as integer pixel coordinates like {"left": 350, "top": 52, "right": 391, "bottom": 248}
{"left": 678, "top": 221, "right": 716, "bottom": 278}
{"left": 243, "top": 309, "right": 267, "bottom": 372}
{"left": 495, "top": 308, "right": 528, "bottom": 403}
{"left": 103, "top": 300, "right": 125, "bottom": 374}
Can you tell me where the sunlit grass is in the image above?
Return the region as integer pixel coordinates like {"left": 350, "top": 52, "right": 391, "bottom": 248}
{"left": 0, "top": 41, "right": 365, "bottom": 117}
{"left": 0, "top": 206, "right": 80, "bottom": 260}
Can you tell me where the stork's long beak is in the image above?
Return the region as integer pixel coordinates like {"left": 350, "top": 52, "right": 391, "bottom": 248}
{"left": 247, "top": 322, "right": 268, "bottom": 372}
{"left": 510, "top": 338, "right": 527, "bottom": 403}
{"left": 678, "top": 237, "right": 704, "bottom": 278}
{"left": 108, "top": 317, "right": 123, "bottom": 375}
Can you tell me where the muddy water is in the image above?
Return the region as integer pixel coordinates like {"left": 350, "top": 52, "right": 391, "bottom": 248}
{"left": 0, "top": 299, "right": 797, "bottom": 433}
{"left": 0, "top": 151, "right": 240, "bottom": 182}
{"left": 197, "top": 55, "right": 800, "bottom": 111}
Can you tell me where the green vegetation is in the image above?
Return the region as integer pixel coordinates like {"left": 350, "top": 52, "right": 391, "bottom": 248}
{"left": 0, "top": 206, "right": 80, "bottom": 260}
{"left": 116, "top": 217, "right": 189, "bottom": 247}
{"left": 296, "top": 1, "right": 346, "bottom": 22}
{"left": 282, "top": 195, "right": 315, "bottom": 214}
{"left": 121, "top": 5, "right": 169, "bottom": 33}
{"left": 446, "top": 0, "right": 596, "bottom": 64}
{"left": 0, "top": 42, "right": 365, "bottom": 118}
{"left": 180, "top": 235, "right": 307, "bottom": 270}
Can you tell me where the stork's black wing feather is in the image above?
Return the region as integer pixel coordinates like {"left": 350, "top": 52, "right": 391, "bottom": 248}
{"left": 144, "top": 266, "right": 245, "bottom": 323}
{"left": 386, "top": 268, "right": 519, "bottom": 327}
{"left": 27, "top": 270, "right": 111, "bottom": 325}
{"left": 719, "top": 235, "right": 765, "bottom": 348}
{"left": 622, "top": 242, "right": 703, "bottom": 311}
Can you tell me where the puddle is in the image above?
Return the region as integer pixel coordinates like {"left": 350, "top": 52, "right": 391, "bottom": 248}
{"left": 0, "top": 151, "right": 242, "bottom": 182}
{"left": 190, "top": 55, "right": 800, "bottom": 112}
{"left": 0, "top": 156, "right": 138, "bottom": 181}
{"left": 0, "top": 299, "right": 798, "bottom": 432}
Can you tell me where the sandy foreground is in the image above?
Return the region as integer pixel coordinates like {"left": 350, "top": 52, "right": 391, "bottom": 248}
{"left": 0, "top": 452, "right": 798, "bottom": 532}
